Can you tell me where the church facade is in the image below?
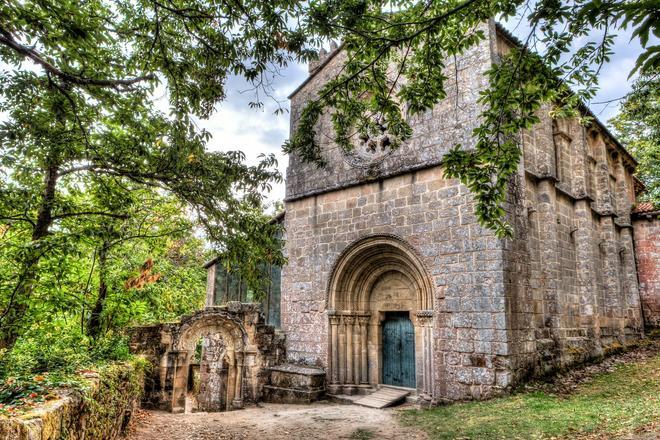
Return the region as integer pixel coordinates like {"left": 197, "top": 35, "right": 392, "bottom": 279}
{"left": 279, "top": 21, "right": 646, "bottom": 403}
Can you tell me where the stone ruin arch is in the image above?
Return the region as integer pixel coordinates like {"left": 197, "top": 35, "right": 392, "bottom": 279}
{"left": 130, "top": 303, "right": 285, "bottom": 413}
{"left": 169, "top": 309, "right": 248, "bottom": 412}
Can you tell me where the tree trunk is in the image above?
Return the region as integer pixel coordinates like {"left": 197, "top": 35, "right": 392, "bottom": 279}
{"left": 88, "top": 240, "right": 109, "bottom": 340}
{"left": 0, "top": 162, "right": 59, "bottom": 349}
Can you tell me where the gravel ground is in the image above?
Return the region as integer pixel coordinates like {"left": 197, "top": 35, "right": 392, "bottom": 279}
{"left": 124, "top": 401, "right": 428, "bottom": 440}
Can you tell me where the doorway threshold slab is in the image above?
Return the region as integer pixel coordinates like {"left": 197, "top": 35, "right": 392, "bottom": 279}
{"left": 353, "top": 387, "right": 410, "bottom": 408}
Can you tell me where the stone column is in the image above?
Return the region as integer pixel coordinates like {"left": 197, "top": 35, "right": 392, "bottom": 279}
{"left": 552, "top": 122, "right": 572, "bottom": 190}
{"left": 574, "top": 200, "right": 598, "bottom": 333}
{"left": 416, "top": 311, "right": 434, "bottom": 397}
{"left": 613, "top": 156, "right": 631, "bottom": 224}
{"left": 169, "top": 350, "right": 189, "bottom": 413}
{"left": 537, "top": 178, "right": 561, "bottom": 341}
{"left": 620, "top": 227, "right": 642, "bottom": 335}
{"left": 232, "top": 352, "right": 244, "bottom": 409}
{"left": 358, "top": 315, "right": 370, "bottom": 385}
{"left": 534, "top": 107, "right": 557, "bottom": 178}
{"left": 570, "top": 124, "right": 588, "bottom": 198}
{"left": 328, "top": 314, "right": 341, "bottom": 394}
{"left": 600, "top": 215, "right": 622, "bottom": 334}
{"left": 338, "top": 316, "right": 346, "bottom": 385}
{"left": 597, "top": 161, "right": 613, "bottom": 213}
{"left": 353, "top": 320, "right": 361, "bottom": 386}
{"left": 344, "top": 315, "right": 356, "bottom": 394}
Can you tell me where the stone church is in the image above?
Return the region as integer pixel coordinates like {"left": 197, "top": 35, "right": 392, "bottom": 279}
{"left": 279, "top": 21, "right": 648, "bottom": 402}
{"left": 131, "top": 21, "right": 657, "bottom": 411}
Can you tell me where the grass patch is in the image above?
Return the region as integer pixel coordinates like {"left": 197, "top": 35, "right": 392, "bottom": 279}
{"left": 350, "top": 428, "right": 375, "bottom": 439}
{"left": 401, "top": 353, "right": 660, "bottom": 439}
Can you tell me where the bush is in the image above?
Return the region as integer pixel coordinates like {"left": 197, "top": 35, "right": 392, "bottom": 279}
{"left": 0, "top": 320, "right": 132, "bottom": 380}
{"left": 0, "top": 320, "right": 138, "bottom": 417}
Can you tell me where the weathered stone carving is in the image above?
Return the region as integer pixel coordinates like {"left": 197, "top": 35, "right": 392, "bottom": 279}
{"left": 129, "top": 305, "right": 285, "bottom": 412}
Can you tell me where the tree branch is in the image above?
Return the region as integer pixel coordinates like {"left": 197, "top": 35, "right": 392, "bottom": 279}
{"left": 0, "top": 26, "right": 156, "bottom": 88}
{"left": 52, "top": 211, "right": 129, "bottom": 220}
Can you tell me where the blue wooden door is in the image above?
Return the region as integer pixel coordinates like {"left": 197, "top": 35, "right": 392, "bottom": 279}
{"left": 382, "top": 313, "right": 415, "bottom": 388}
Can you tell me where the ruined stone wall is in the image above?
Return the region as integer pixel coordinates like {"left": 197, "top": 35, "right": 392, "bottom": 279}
{"left": 633, "top": 214, "right": 660, "bottom": 328}
{"left": 129, "top": 305, "right": 286, "bottom": 412}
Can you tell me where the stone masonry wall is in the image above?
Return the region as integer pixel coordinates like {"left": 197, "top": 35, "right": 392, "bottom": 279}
{"left": 505, "top": 70, "right": 644, "bottom": 381}
{"left": 286, "top": 22, "right": 497, "bottom": 201}
{"left": 282, "top": 168, "right": 512, "bottom": 401}
{"left": 281, "top": 20, "right": 645, "bottom": 401}
{"left": 633, "top": 214, "right": 660, "bottom": 328}
{"left": 283, "top": 21, "right": 508, "bottom": 402}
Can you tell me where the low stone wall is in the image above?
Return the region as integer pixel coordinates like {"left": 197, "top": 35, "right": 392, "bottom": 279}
{"left": 263, "top": 364, "right": 326, "bottom": 403}
{"left": 0, "top": 359, "right": 146, "bottom": 440}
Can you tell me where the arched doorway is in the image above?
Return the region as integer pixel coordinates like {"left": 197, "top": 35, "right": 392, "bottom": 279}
{"left": 326, "top": 235, "right": 434, "bottom": 395}
{"left": 169, "top": 312, "right": 247, "bottom": 413}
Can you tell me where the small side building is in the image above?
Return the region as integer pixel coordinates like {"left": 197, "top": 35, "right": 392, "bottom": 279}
{"left": 632, "top": 203, "right": 660, "bottom": 329}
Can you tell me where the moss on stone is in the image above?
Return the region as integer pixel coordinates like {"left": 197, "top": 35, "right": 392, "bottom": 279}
{"left": 0, "top": 357, "right": 147, "bottom": 440}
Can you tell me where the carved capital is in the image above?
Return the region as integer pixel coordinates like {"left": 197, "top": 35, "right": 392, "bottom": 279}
{"left": 357, "top": 315, "right": 371, "bottom": 325}
{"left": 343, "top": 315, "right": 356, "bottom": 325}
{"left": 416, "top": 310, "right": 434, "bottom": 325}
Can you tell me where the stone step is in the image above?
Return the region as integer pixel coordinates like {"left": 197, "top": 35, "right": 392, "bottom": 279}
{"left": 353, "top": 387, "right": 410, "bottom": 409}
{"left": 268, "top": 364, "right": 326, "bottom": 389}
{"left": 262, "top": 385, "right": 325, "bottom": 404}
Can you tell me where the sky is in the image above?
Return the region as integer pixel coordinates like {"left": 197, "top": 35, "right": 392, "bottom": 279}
{"left": 194, "top": 20, "right": 651, "bottom": 206}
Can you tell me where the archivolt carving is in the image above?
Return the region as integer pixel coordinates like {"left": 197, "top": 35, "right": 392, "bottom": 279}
{"left": 327, "top": 234, "right": 434, "bottom": 311}
{"left": 325, "top": 234, "right": 435, "bottom": 394}
{"left": 172, "top": 309, "right": 247, "bottom": 352}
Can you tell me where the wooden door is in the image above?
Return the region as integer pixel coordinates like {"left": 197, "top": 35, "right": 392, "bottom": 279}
{"left": 382, "top": 313, "right": 415, "bottom": 388}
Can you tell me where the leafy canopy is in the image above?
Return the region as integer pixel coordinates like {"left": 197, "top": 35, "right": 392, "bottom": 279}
{"left": 610, "top": 71, "right": 660, "bottom": 204}
{"left": 0, "top": 0, "right": 318, "bottom": 347}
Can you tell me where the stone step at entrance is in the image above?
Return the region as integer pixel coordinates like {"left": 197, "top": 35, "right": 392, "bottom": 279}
{"left": 262, "top": 364, "right": 326, "bottom": 404}
{"left": 353, "top": 386, "right": 411, "bottom": 408}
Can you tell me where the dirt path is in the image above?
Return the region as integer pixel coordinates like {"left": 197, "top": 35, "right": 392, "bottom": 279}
{"left": 125, "top": 401, "right": 427, "bottom": 440}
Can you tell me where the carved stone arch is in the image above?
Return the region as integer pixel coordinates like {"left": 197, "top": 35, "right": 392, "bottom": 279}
{"left": 173, "top": 309, "right": 247, "bottom": 351}
{"left": 168, "top": 309, "right": 249, "bottom": 413}
{"left": 325, "top": 234, "right": 435, "bottom": 395}
{"left": 327, "top": 234, "right": 434, "bottom": 311}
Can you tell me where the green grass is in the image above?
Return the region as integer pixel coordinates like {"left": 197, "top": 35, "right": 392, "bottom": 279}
{"left": 350, "top": 428, "right": 375, "bottom": 439}
{"left": 401, "top": 353, "right": 660, "bottom": 439}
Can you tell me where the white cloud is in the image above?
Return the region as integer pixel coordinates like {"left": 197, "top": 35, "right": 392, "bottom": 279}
{"left": 194, "top": 63, "right": 308, "bottom": 206}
